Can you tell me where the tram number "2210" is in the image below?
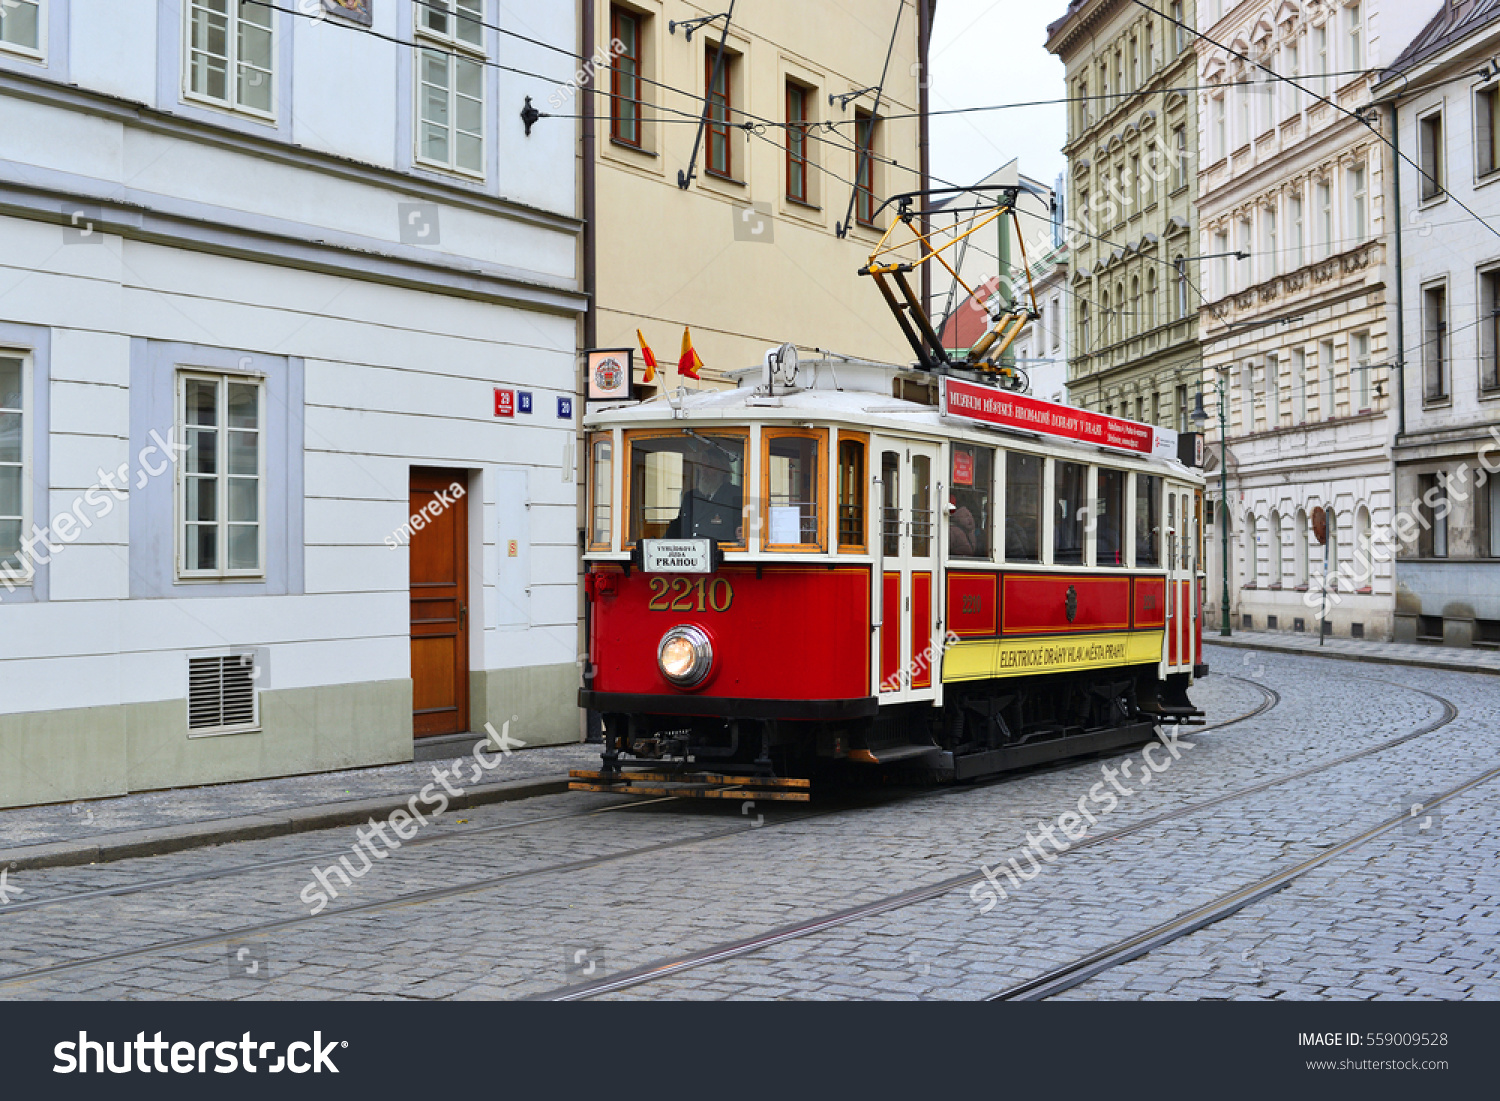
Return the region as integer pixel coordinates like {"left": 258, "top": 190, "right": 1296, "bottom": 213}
{"left": 647, "top": 577, "right": 734, "bottom": 612}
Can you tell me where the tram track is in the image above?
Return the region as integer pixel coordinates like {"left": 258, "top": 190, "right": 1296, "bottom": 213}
{"left": 0, "top": 675, "right": 1282, "bottom": 991}
{"left": 540, "top": 678, "right": 1455, "bottom": 1000}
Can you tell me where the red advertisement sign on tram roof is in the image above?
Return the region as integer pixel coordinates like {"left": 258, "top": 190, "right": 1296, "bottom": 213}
{"left": 940, "top": 377, "right": 1178, "bottom": 461}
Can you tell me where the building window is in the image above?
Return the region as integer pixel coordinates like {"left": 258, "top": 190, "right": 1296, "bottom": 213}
{"left": 1314, "top": 23, "right": 1329, "bottom": 95}
{"left": 0, "top": 0, "right": 42, "bottom": 56}
{"left": 1289, "top": 192, "right": 1304, "bottom": 268}
{"left": 415, "top": 0, "right": 485, "bottom": 175}
{"left": 1423, "top": 283, "right": 1449, "bottom": 402}
{"left": 1320, "top": 338, "right": 1337, "bottom": 418}
{"left": 1316, "top": 179, "right": 1332, "bottom": 257}
{"left": 0, "top": 354, "right": 25, "bottom": 581}
{"left": 1005, "top": 452, "right": 1042, "bottom": 563}
{"left": 1347, "top": 161, "right": 1367, "bottom": 241}
{"left": 1282, "top": 42, "right": 1301, "bottom": 116}
{"left": 180, "top": 372, "right": 265, "bottom": 579}
{"left": 1263, "top": 203, "right": 1278, "bottom": 278}
{"left": 1481, "top": 266, "right": 1500, "bottom": 391}
{"left": 1418, "top": 110, "right": 1444, "bottom": 201}
{"left": 1266, "top": 352, "right": 1280, "bottom": 427}
{"left": 786, "top": 81, "right": 810, "bottom": 202}
{"left": 1080, "top": 302, "right": 1091, "bottom": 349}
{"left": 855, "top": 109, "right": 880, "bottom": 226}
{"left": 1351, "top": 330, "right": 1371, "bottom": 411}
{"left": 1145, "top": 23, "right": 1154, "bottom": 73}
{"left": 1345, "top": 2, "right": 1363, "bottom": 73}
{"left": 1478, "top": 84, "right": 1500, "bottom": 177}
{"left": 1146, "top": 269, "right": 1157, "bottom": 329}
{"left": 1418, "top": 473, "right": 1448, "bottom": 558}
{"left": 610, "top": 5, "right": 643, "bottom": 147}
{"left": 1172, "top": 124, "right": 1188, "bottom": 190}
{"left": 185, "top": 0, "right": 275, "bottom": 117}
{"left": 1489, "top": 477, "right": 1500, "bottom": 558}
{"left": 1214, "top": 230, "right": 1230, "bottom": 297}
{"left": 1175, "top": 384, "right": 1189, "bottom": 432}
{"left": 1171, "top": 2, "right": 1185, "bottom": 57}
{"left": 705, "top": 45, "right": 735, "bottom": 179}
{"left": 1211, "top": 94, "right": 1226, "bottom": 161}
{"left": 1292, "top": 347, "right": 1307, "bottom": 423}
{"left": 1130, "top": 276, "right": 1141, "bottom": 337}
{"left": 1175, "top": 256, "right": 1189, "bottom": 318}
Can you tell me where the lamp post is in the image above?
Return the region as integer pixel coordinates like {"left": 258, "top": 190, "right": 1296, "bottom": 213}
{"left": 1191, "top": 381, "right": 1232, "bottom": 637}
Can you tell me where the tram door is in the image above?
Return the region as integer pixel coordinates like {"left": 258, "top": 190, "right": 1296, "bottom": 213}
{"left": 1165, "top": 485, "right": 1196, "bottom": 673}
{"left": 876, "top": 441, "right": 940, "bottom": 703}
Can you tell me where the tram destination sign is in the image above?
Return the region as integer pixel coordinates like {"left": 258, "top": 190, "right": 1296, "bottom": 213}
{"left": 641, "top": 539, "right": 715, "bottom": 574}
{"left": 940, "top": 377, "right": 1178, "bottom": 461}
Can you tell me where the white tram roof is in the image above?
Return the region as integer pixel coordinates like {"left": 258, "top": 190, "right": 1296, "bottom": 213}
{"left": 584, "top": 357, "right": 1202, "bottom": 481}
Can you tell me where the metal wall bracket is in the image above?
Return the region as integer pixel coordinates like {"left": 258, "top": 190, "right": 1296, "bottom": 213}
{"left": 520, "top": 96, "right": 540, "bottom": 136}
{"left": 669, "top": 11, "right": 729, "bottom": 40}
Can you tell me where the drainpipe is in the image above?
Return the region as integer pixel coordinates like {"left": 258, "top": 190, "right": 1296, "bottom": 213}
{"left": 1389, "top": 100, "right": 1405, "bottom": 440}
{"left": 582, "top": 0, "right": 598, "bottom": 350}
{"left": 919, "top": 0, "right": 932, "bottom": 316}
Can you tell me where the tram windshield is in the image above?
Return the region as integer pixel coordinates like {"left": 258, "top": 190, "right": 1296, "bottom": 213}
{"left": 628, "top": 430, "right": 747, "bottom": 546}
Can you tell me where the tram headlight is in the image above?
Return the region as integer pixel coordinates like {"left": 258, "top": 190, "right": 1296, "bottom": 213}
{"left": 658, "top": 625, "right": 713, "bottom": 687}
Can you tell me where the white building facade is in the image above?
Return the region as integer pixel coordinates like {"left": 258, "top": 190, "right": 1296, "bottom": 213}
{"left": 0, "top": 1, "right": 586, "bottom": 808}
{"left": 1195, "top": 0, "right": 1440, "bottom": 640}
{"left": 1374, "top": 1, "right": 1500, "bottom": 648}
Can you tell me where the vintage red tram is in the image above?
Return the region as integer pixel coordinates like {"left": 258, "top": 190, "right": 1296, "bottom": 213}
{"left": 577, "top": 354, "right": 1207, "bottom": 788}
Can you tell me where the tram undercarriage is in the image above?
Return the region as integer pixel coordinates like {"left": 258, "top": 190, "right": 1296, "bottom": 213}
{"left": 585, "top": 665, "right": 1202, "bottom": 788}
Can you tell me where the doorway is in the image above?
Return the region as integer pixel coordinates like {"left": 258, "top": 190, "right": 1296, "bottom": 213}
{"left": 409, "top": 468, "right": 470, "bottom": 737}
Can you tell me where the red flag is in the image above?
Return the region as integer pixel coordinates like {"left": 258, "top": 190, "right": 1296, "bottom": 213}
{"left": 636, "top": 329, "right": 657, "bottom": 383}
{"left": 678, "top": 326, "right": 703, "bottom": 381}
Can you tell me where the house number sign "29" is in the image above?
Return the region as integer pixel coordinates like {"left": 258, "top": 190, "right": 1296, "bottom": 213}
{"left": 647, "top": 577, "right": 734, "bottom": 612}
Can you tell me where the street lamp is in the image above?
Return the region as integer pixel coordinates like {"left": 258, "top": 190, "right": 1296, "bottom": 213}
{"left": 1191, "top": 381, "right": 1232, "bottom": 637}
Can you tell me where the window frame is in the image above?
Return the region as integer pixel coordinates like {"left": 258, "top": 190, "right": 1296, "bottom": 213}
{"left": 836, "top": 430, "right": 869, "bottom": 554}
{"left": 182, "top": 0, "right": 277, "bottom": 120}
{"left": 587, "top": 430, "right": 616, "bottom": 552}
{"left": 855, "top": 108, "right": 881, "bottom": 228}
{"left": 0, "top": 0, "right": 44, "bottom": 60}
{"left": 761, "top": 426, "right": 827, "bottom": 553}
{"left": 1422, "top": 279, "right": 1450, "bottom": 405}
{"left": 786, "top": 79, "right": 812, "bottom": 204}
{"left": 622, "top": 427, "right": 750, "bottom": 551}
{"left": 1096, "top": 466, "right": 1127, "bottom": 568}
{"left": 1346, "top": 160, "right": 1367, "bottom": 242}
{"left": 1479, "top": 263, "right": 1500, "bottom": 393}
{"left": 705, "top": 43, "right": 735, "bottom": 181}
{"left": 176, "top": 369, "right": 268, "bottom": 582}
{"left": 1003, "top": 449, "right": 1043, "bottom": 565}
{"left": 609, "top": 4, "right": 644, "bottom": 149}
{"left": 0, "top": 351, "right": 31, "bottom": 586}
{"left": 1476, "top": 82, "right": 1500, "bottom": 180}
{"left": 947, "top": 441, "right": 995, "bottom": 561}
{"left": 413, "top": 0, "right": 487, "bottom": 179}
{"left": 1418, "top": 106, "right": 1446, "bottom": 203}
{"left": 1351, "top": 329, "right": 1371, "bottom": 412}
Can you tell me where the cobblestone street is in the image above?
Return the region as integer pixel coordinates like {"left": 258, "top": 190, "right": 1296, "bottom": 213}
{"left": 1, "top": 644, "right": 1496, "bottom": 1002}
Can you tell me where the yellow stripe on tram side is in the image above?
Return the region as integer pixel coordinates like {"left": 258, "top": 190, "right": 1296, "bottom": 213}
{"left": 942, "top": 631, "right": 1166, "bottom": 682}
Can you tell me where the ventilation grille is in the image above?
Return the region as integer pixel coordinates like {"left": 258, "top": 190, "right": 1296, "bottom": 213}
{"left": 188, "top": 655, "right": 258, "bottom": 732}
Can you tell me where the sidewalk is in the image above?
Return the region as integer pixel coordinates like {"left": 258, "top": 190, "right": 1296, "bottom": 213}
{"left": 1205, "top": 630, "right": 1500, "bottom": 676}
{"left": 0, "top": 740, "right": 601, "bottom": 873}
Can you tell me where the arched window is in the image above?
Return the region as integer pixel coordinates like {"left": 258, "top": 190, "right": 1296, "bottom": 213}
{"left": 1294, "top": 507, "right": 1309, "bottom": 587}
{"left": 1270, "top": 509, "right": 1284, "bottom": 585}
{"left": 1354, "top": 505, "right": 1373, "bottom": 589}
{"left": 1244, "top": 511, "right": 1259, "bottom": 587}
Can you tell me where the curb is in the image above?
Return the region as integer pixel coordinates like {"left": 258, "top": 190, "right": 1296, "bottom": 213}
{"left": 0, "top": 774, "right": 570, "bottom": 873}
{"left": 1204, "top": 637, "right": 1500, "bottom": 678}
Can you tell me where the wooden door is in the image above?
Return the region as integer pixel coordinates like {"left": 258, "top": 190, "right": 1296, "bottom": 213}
{"left": 410, "top": 469, "right": 470, "bottom": 737}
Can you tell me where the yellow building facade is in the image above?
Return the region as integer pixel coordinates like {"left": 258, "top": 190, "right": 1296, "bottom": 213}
{"left": 581, "top": 0, "right": 933, "bottom": 387}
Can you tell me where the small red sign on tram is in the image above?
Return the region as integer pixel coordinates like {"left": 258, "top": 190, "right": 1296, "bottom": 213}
{"left": 940, "top": 377, "right": 1178, "bottom": 461}
{"left": 952, "top": 449, "right": 975, "bottom": 486}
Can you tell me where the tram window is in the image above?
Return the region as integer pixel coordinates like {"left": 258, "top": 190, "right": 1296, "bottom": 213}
{"left": 627, "top": 430, "right": 746, "bottom": 545}
{"left": 881, "top": 451, "right": 901, "bottom": 556}
{"left": 589, "top": 434, "right": 613, "bottom": 550}
{"left": 763, "top": 430, "right": 824, "bottom": 549}
{"left": 837, "top": 436, "right": 866, "bottom": 551}
{"left": 1005, "top": 452, "right": 1042, "bottom": 562}
{"left": 949, "top": 443, "right": 993, "bottom": 559}
{"left": 912, "top": 453, "right": 933, "bottom": 557}
{"left": 1055, "top": 461, "right": 1088, "bottom": 565}
{"left": 1097, "top": 468, "right": 1126, "bottom": 567}
{"left": 1136, "top": 473, "right": 1161, "bottom": 567}
{"left": 1182, "top": 494, "right": 1191, "bottom": 570}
